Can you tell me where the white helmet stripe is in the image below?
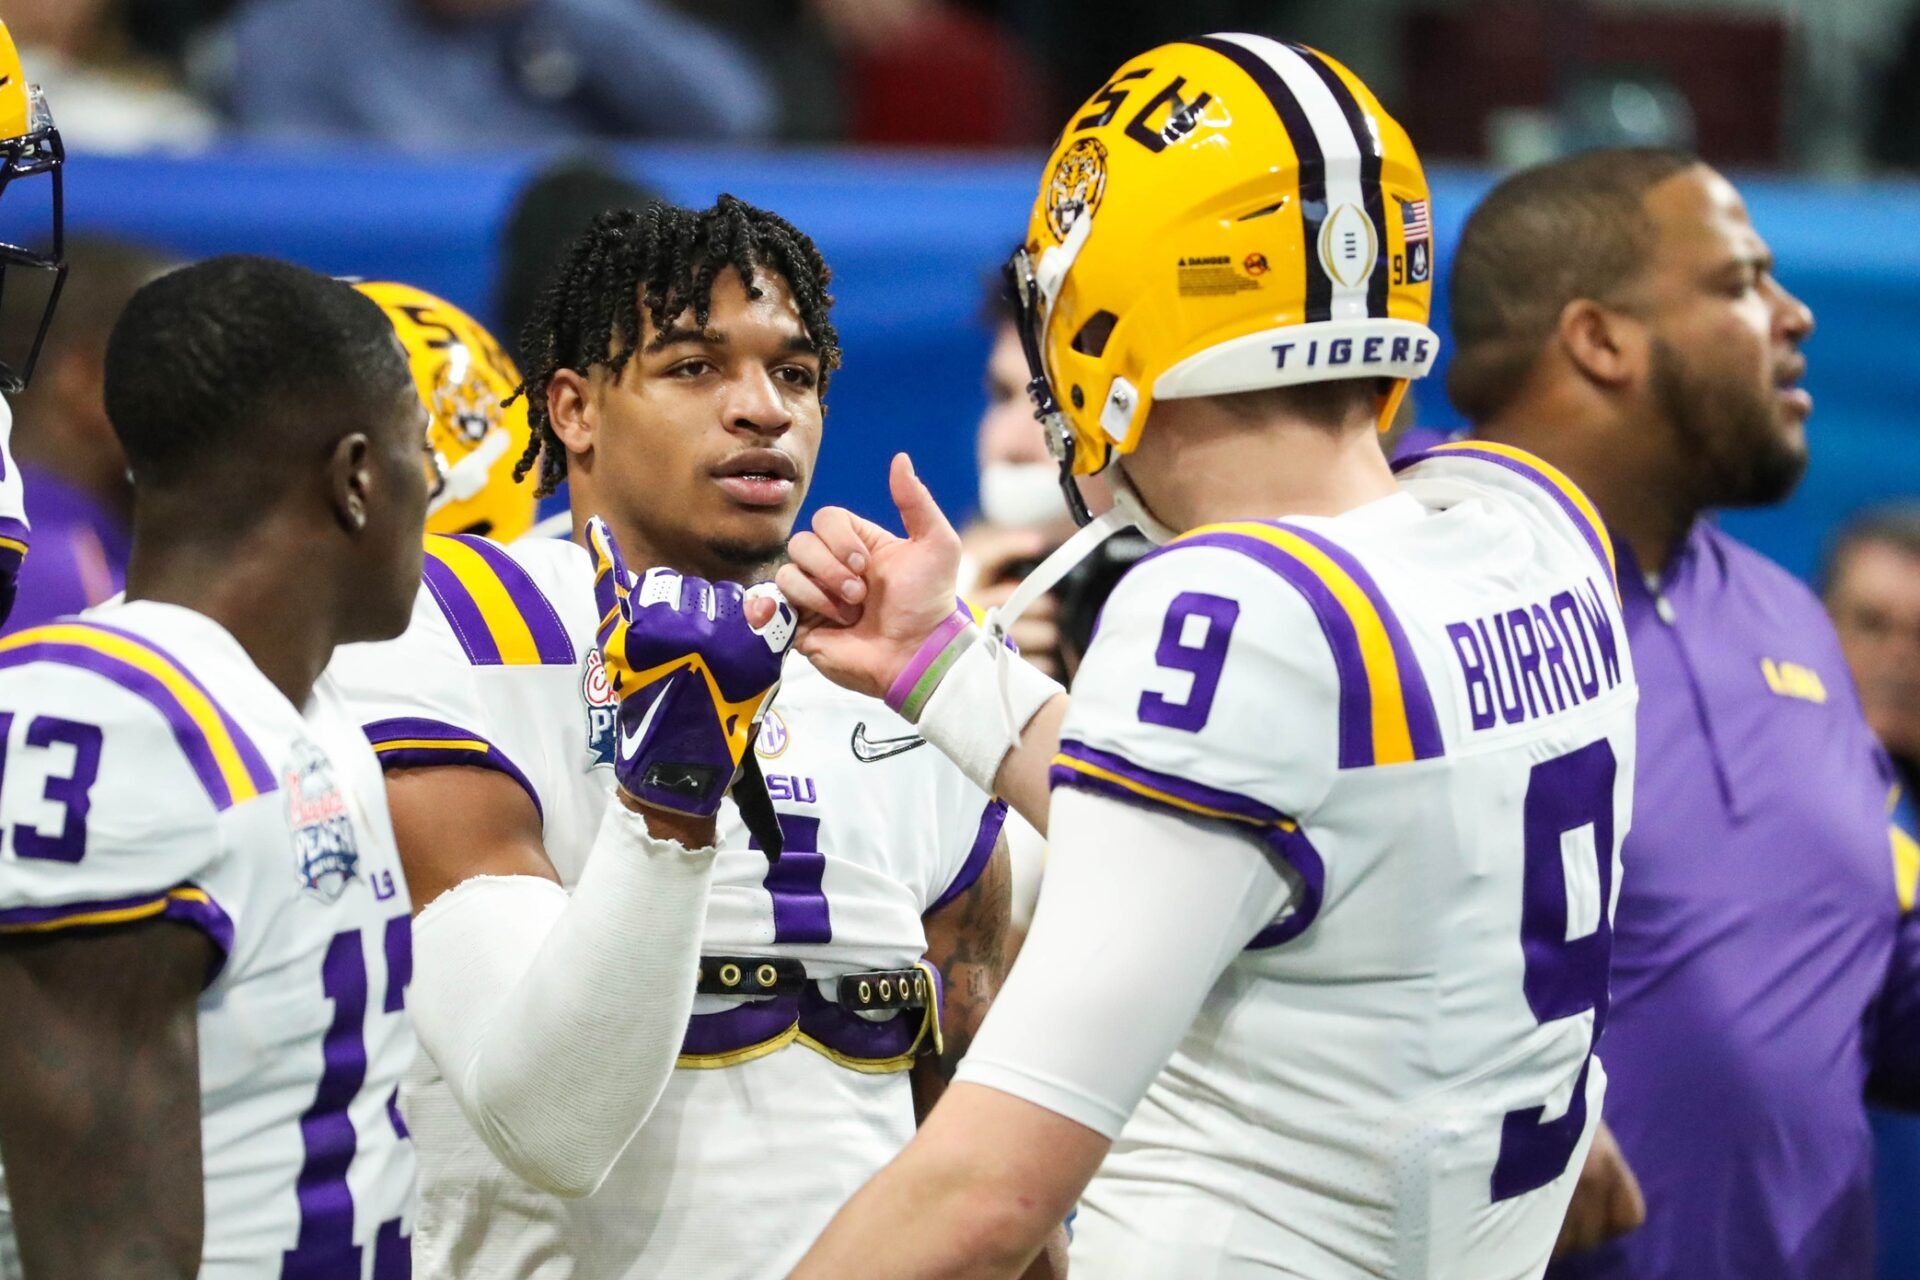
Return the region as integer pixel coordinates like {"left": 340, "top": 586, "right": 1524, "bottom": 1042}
{"left": 1210, "top": 33, "right": 1374, "bottom": 322}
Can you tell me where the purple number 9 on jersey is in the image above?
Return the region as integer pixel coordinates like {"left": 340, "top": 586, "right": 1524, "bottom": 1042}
{"left": 1492, "top": 738, "right": 1617, "bottom": 1202}
{"left": 1139, "top": 592, "right": 1240, "bottom": 733}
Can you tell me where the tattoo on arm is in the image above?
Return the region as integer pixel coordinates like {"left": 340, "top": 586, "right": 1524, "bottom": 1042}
{"left": 0, "top": 920, "right": 209, "bottom": 1279}
{"left": 914, "top": 832, "right": 1013, "bottom": 1119}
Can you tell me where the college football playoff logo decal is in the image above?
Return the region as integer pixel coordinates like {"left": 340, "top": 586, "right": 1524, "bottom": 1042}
{"left": 1317, "top": 203, "right": 1378, "bottom": 290}
{"left": 583, "top": 648, "right": 617, "bottom": 767}
{"left": 1046, "top": 137, "right": 1108, "bottom": 242}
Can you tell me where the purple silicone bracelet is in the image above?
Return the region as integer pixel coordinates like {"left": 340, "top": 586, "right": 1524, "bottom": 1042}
{"left": 884, "top": 609, "right": 974, "bottom": 718}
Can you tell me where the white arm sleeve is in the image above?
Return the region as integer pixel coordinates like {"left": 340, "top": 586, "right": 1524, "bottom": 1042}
{"left": 953, "top": 788, "right": 1298, "bottom": 1138}
{"left": 408, "top": 801, "right": 716, "bottom": 1198}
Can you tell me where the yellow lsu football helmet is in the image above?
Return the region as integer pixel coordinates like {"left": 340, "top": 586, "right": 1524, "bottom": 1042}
{"left": 0, "top": 20, "right": 67, "bottom": 393}
{"left": 1006, "top": 32, "right": 1438, "bottom": 514}
{"left": 357, "top": 282, "right": 536, "bottom": 541}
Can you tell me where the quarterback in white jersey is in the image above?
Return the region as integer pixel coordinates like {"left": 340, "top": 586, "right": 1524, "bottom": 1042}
{"left": 784, "top": 34, "right": 1639, "bottom": 1280}
{"left": 329, "top": 202, "right": 1016, "bottom": 1280}
{"left": 0, "top": 258, "right": 432, "bottom": 1276}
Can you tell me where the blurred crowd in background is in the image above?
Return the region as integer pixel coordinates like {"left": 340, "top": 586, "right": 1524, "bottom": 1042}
{"left": 15, "top": 0, "right": 1920, "bottom": 170}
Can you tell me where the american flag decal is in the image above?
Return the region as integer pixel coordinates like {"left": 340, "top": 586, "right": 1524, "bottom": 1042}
{"left": 1400, "top": 197, "right": 1431, "bottom": 243}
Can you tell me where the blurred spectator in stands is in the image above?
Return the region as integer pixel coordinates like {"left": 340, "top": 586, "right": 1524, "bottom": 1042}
{"left": 1872, "top": 3, "right": 1920, "bottom": 171}
{"left": 495, "top": 155, "right": 659, "bottom": 367}
{"left": 0, "top": 237, "right": 170, "bottom": 633}
{"left": 7, "top": 0, "right": 217, "bottom": 152}
{"left": 818, "top": 0, "right": 1046, "bottom": 146}
{"left": 221, "top": 0, "right": 774, "bottom": 146}
{"left": 687, "top": 0, "right": 1044, "bottom": 145}
{"left": 1824, "top": 508, "right": 1920, "bottom": 794}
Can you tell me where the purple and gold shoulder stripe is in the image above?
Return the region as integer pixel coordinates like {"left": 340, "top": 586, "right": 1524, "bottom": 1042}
{"left": 360, "top": 715, "right": 543, "bottom": 822}
{"left": 423, "top": 534, "right": 576, "bottom": 667}
{"left": 0, "top": 621, "right": 276, "bottom": 811}
{"left": 1394, "top": 440, "right": 1619, "bottom": 602}
{"left": 0, "top": 514, "right": 27, "bottom": 563}
{"left": 1050, "top": 739, "right": 1324, "bottom": 947}
{"left": 1156, "top": 520, "right": 1444, "bottom": 769}
{"left": 0, "top": 885, "right": 235, "bottom": 982}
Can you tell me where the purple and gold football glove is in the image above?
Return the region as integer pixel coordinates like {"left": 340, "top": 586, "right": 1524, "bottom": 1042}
{"left": 589, "top": 517, "right": 794, "bottom": 817}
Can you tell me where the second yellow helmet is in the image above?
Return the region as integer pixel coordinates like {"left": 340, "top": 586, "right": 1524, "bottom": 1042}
{"left": 357, "top": 282, "right": 536, "bottom": 541}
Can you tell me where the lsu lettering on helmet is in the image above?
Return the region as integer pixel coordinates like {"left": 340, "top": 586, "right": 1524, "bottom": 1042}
{"left": 357, "top": 282, "right": 536, "bottom": 541}
{"left": 0, "top": 20, "right": 67, "bottom": 393}
{"left": 1006, "top": 33, "right": 1438, "bottom": 517}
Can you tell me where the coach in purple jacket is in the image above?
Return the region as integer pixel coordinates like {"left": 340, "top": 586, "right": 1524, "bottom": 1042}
{"left": 1439, "top": 147, "right": 1918, "bottom": 1279}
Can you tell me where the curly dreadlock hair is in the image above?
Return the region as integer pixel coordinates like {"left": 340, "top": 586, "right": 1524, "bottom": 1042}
{"left": 508, "top": 193, "right": 841, "bottom": 496}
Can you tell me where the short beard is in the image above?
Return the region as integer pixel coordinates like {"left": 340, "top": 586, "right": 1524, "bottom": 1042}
{"left": 1651, "top": 338, "right": 1807, "bottom": 511}
{"left": 704, "top": 538, "right": 789, "bottom": 583}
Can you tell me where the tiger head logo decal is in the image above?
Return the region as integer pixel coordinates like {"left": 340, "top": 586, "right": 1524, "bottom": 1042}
{"left": 1045, "top": 137, "right": 1109, "bottom": 243}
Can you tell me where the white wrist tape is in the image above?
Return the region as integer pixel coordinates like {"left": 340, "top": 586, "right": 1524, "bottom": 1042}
{"left": 409, "top": 803, "right": 718, "bottom": 1198}
{"left": 913, "top": 629, "right": 1063, "bottom": 795}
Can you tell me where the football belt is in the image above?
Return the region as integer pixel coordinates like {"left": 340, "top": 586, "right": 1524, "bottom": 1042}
{"left": 696, "top": 954, "right": 935, "bottom": 1013}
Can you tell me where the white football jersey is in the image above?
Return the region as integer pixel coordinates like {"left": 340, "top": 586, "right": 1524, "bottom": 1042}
{"left": 1054, "top": 443, "right": 1638, "bottom": 1279}
{"left": 328, "top": 533, "right": 1004, "bottom": 1280}
{"left": 0, "top": 600, "right": 416, "bottom": 1279}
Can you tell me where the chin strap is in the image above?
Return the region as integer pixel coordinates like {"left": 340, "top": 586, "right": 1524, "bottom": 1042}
{"left": 979, "top": 506, "right": 1133, "bottom": 743}
{"left": 1106, "top": 463, "right": 1179, "bottom": 546}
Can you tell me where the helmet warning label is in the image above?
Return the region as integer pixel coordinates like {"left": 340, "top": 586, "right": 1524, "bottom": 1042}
{"left": 1177, "top": 255, "right": 1263, "bottom": 297}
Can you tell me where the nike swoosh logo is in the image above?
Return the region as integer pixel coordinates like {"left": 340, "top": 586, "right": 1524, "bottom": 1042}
{"left": 620, "top": 693, "right": 668, "bottom": 763}
{"left": 851, "top": 722, "right": 926, "bottom": 763}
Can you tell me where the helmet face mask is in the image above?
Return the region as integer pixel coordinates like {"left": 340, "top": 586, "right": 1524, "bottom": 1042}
{"left": 0, "top": 79, "right": 67, "bottom": 395}
{"left": 1002, "top": 246, "right": 1094, "bottom": 526}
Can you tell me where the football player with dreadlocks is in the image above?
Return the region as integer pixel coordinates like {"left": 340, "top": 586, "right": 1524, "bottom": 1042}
{"left": 330, "top": 195, "right": 1016, "bottom": 1279}
{"left": 782, "top": 34, "right": 1639, "bottom": 1280}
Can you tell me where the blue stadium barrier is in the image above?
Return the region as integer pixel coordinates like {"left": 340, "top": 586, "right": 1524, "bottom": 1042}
{"left": 57, "top": 145, "right": 1920, "bottom": 581}
{"left": 47, "top": 143, "right": 1920, "bottom": 1276}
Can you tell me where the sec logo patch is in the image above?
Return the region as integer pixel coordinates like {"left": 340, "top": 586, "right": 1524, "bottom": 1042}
{"left": 756, "top": 709, "right": 790, "bottom": 758}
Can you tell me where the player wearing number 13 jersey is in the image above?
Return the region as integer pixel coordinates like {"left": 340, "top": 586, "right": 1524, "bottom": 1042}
{"left": 786, "top": 34, "right": 1639, "bottom": 1280}
{"left": 0, "top": 259, "right": 431, "bottom": 1277}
